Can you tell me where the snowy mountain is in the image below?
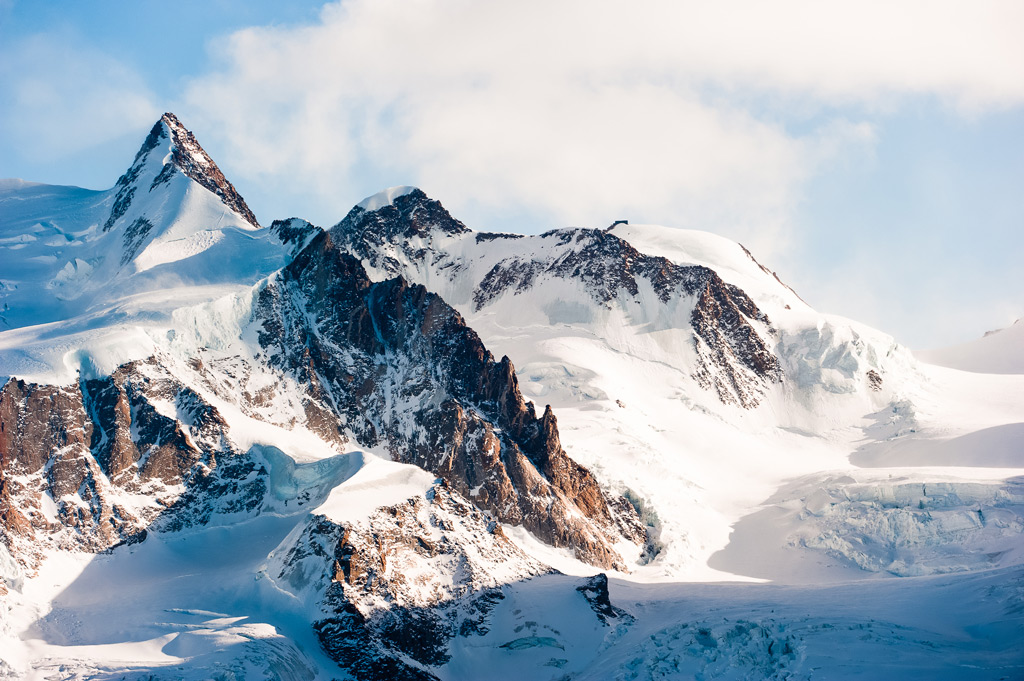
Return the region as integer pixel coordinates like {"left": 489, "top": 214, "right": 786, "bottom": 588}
{"left": 1, "top": 116, "right": 1023, "bottom": 680}
{"left": 0, "top": 113, "right": 302, "bottom": 384}
{"left": 327, "top": 187, "right": 951, "bottom": 578}
{"left": 331, "top": 188, "right": 785, "bottom": 409}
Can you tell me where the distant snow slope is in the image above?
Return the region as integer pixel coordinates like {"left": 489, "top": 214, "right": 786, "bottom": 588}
{"left": 916, "top": 318, "right": 1024, "bottom": 374}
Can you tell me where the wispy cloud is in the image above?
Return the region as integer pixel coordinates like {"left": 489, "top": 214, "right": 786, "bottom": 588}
{"left": 0, "top": 32, "right": 160, "bottom": 158}
{"left": 180, "top": 0, "right": 1022, "bottom": 252}
{"left": 1, "top": 0, "right": 1018, "bottom": 345}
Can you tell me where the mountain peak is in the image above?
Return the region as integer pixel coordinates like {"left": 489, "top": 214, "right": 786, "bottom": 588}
{"left": 331, "top": 185, "right": 470, "bottom": 246}
{"left": 156, "top": 112, "right": 259, "bottom": 228}
{"left": 104, "top": 112, "right": 259, "bottom": 231}
{"left": 158, "top": 112, "right": 216, "bottom": 175}
{"left": 355, "top": 185, "right": 420, "bottom": 212}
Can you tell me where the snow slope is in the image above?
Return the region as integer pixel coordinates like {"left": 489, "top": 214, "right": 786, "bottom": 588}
{"left": 916, "top": 318, "right": 1024, "bottom": 374}
{"left": 4, "top": 517, "right": 1021, "bottom": 679}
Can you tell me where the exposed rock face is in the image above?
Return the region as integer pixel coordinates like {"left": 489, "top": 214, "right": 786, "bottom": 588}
{"left": 120, "top": 217, "right": 154, "bottom": 265}
{"left": 0, "top": 361, "right": 271, "bottom": 571}
{"left": 273, "top": 481, "right": 639, "bottom": 680}
{"left": 105, "top": 112, "right": 259, "bottom": 232}
{"left": 331, "top": 188, "right": 470, "bottom": 274}
{"left": 103, "top": 123, "right": 163, "bottom": 231}
{"left": 254, "top": 231, "right": 644, "bottom": 568}
{"left": 159, "top": 112, "right": 259, "bottom": 227}
{"left": 273, "top": 482, "right": 554, "bottom": 680}
{"left": 690, "top": 274, "right": 783, "bottom": 408}
{"left": 576, "top": 572, "right": 633, "bottom": 625}
{"left": 866, "top": 369, "right": 883, "bottom": 392}
{"left": 475, "top": 228, "right": 709, "bottom": 308}
{"left": 269, "top": 217, "right": 322, "bottom": 257}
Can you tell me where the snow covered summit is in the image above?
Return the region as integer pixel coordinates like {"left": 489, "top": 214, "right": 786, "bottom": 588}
{"left": 354, "top": 185, "right": 421, "bottom": 212}
{"left": 0, "top": 114, "right": 305, "bottom": 382}
{"left": 104, "top": 112, "right": 259, "bottom": 233}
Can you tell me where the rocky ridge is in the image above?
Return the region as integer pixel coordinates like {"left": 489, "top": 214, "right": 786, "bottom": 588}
{"left": 0, "top": 358, "right": 278, "bottom": 574}
{"left": 330, "top": 189, "right": 783, "bottom": 408}
{"left": 105, "top": 112, "right": 259, "bottom": 232}
{"left": 252, "top": 230, "right": 646, "bottom": 568}
{"left": 272, "top": 482, "right": 551, "bottom": 681}
{"left": 271, "top": 478, "right": 637, "bottom": 681}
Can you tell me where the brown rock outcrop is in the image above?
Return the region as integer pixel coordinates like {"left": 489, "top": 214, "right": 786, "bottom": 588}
{"left": 255, "top": 231, "right": 644, "bottom": 569}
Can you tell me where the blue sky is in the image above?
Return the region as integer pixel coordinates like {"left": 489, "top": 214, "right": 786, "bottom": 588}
{"left": 1, "top": 0, "right": 1021, "bottom": 348}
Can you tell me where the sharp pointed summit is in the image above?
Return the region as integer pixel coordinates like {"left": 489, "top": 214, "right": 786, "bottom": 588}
{"left": 0, "top": 113, "right": 294, "bottom": 337}
{"left": 157, "top": 113, "right": 259, "bottom": 228}
{"left": 105, "top": 112, "right": 258, "bottom": 232}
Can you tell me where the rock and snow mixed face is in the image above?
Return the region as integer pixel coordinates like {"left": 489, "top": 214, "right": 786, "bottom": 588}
{"left": 271, "top": 482, "right": 552, "bottom": 681}
{"left": 103, "top": 112, "right": 259, "bottom": 235}
{"left": 0, "top": 114, "right": 307, "bottom": 384}
{"left": 324, "top": 186, "right": 941, "bottom": 577}
{"left": 330, "top": 188, "right": 786, "bottom": 409}
{"left": 0, "top": 117, "right": 650, "bottom": 680}
{"left": 322, "top": 185, "right": 1024, "bottom": 592}
{"left": 327, "top": 186, "right": 923, "bottom": 424}
{"left": 1, "top": 115, "right": 1022, "bottom": 680}
{"left": 250, "top": 230, "right": 646, "bottom": 569}
{"left": 0, "top": 355, "right": 350, "bottom": 575}
{"left": 0, "top": 206, "right": 648, "bottom": 574}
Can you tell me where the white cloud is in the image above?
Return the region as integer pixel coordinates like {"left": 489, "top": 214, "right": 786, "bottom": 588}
{"left": 0, "top": 33, "right": 160, "bottom": 158}
{"left": 180, "top": 0, "right": 1020, "bottom": 250}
